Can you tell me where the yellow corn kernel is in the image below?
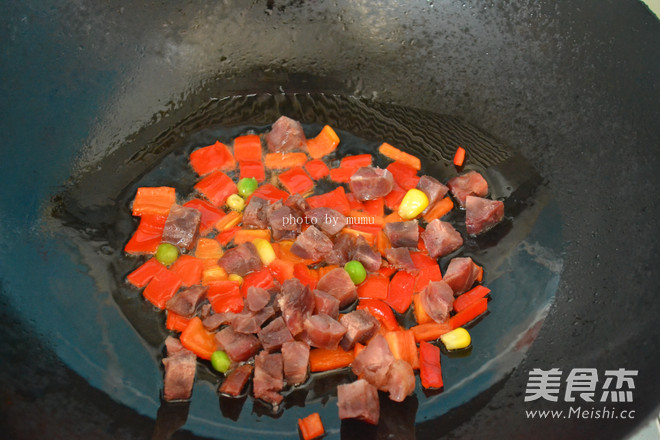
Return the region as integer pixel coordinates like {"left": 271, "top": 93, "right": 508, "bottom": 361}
{"left": 398, "top": 188, "right": 429, "bottom": 220}
{"left": 227, "top": 273, "right": 244, "bottom": 285}
{"left": 252, "top": 238, "right": 276, "bottom": 265}
{"left": 440, "top": 327, "right": 471, "bottom": 350}
{"left": 226, "top": 194, "right": 246, "bottom": 212}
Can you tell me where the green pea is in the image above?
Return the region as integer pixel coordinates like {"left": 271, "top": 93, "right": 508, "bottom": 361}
{"left": 155, "top": 243, "right": 179, "bottom": 266}
{"left": 210, "top": 350, "right": 231, "bottom": 373}
{"left": 237, "top": 177, "right": 258, "bottom": 198}
{"left": 344, "top": 260, "right": 367, "bottom": 285}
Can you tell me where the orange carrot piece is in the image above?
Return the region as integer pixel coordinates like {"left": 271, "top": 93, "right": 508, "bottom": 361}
{"left": 169, "top": 254, "right": 204, "bottom": 287}
{"left": 264, "top": 152, "right": 308, "bottom": 169}
{"left": 384, "top": 329, "right": 419, "bottom": 369}
{"left": 317, "top": 265, "right": 339, "bottom": 280}
{"left": 328, "top": 166, "right": 356, "bottom": 183}
{"left": 215, "top": 211, "right": 242, "bottom": 230}
{"left": 298, "top": 413, "right": 325, "bottom": 440}
{"left": 307, "top": 125, "right": 340, "bottom": 159}
{"left": 378, "top": 142, "right": 421, "bottom": 170}
{"left": 423, "top": 197, "right": 454, "bottom": 222}
{"left": 202, "top": 264, "right": 228, "bottom": 284}
{"left": 233, "top": 228, "right": 271, "bottom": 244}
{"left": 309, "top": 347, "right": 355, "bottom": 372}
{"left": 383, "top": 211, "right": 404, "bottom": 224}
{"left": 131, "top": 187, "right": 176, "bottom": 217}
{"left": 413, "top": 293, "right": 434, "bottom": 324}
{"left": 339, "top": 154, "right": 372, "bottom": 169}
{"left": 453, "top": 146, "right": 466, "bottom": 167}
{"left": 195, "top": 238, "right": 224, "bottom": 260}
{"left": 342, "top": 228, "right": 375, "bottom": 246}
{"left": 411, "top": 321, "right": 453, "bottom": 342}
{"left": 377, "top": 230, "right": 391, "bottom": 257}
{"left": 166, "top": 311, "right": 191, "bottom": 333}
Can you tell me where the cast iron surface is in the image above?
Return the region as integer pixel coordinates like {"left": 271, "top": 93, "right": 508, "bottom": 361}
{"left": 0, "top": 1, "right": 658, "bottom": 439}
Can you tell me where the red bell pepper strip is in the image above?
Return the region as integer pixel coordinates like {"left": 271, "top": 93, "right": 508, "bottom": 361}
{"left": 194, "top": 171, "right": 237, "bottom": 207}
{"left": 357, "top": 299, "right": 400, "bottom": 331}
{"left": 240, "top": 268, "right": 276, "bottom": 297}
{"left": 453, "top": 285, "right": 491, "bottom": 313}
{"left": 378, "top": 265, "right": 396, "bottom": 278}
{"left": 410, "top": 252, "right": 442, "bottom": 292}
{"left": 166, "top": 311, "right": 191, "bottom": 333}
{"left": 386, "top": 161, "right": 420, "bottom": 190}
{"left": 239, "top": 160, "right": 266, "bottom": 182}
{"left": 124, "top": 214, "right": 168, "bottom": 254}
{"left": 357, "top": 274, "right": 389, "bottom": 300}
{"left": 268, "top": 258, "right": 295, "bottom": 284}
{"left": 309, "top": 347, "right": 355, "bottom": 372}
{"left": 419, "top": 341, "right": 444, "bottom": 388}
{"left": 385, "top": 270, "right": 415, "bottom": 314}
{"left": 126, "top": 258, "right": 166, "bottom": 288}
{"left": 306, "top": 186, "right": 351, "bottom": 215}
{"left": 250, "top": 183, "right": 289, "bottom": 202}
{"left": 306, "top": 125, "right": 340, "bottom": 159}
{"left": 233, "top": 134, "right": 262, "bottom": 162}
{"left": 339, "top": 153, "right": 372, "bottom": 169}
{"left": 293, "top": 263, "right": 318, "bottom": 290}
{"left": 384, "top": 329, "right": 419, "bottom": 369}
{"left": 346, "top": 193, "right": 366, "bottom": 211}
{"left": 131, "top": 187, "right": 176, "bottom": 217}
{"left": 298, "top": 412, "right": 325, "bottom": 440}
{"left": 215, "top": 226, "right": 241, "bottom": 246}
{"left": 453, "top": 146, "right": 466, "bottom": 167}
{"left": 328, "top": 167, "right": 356, "bottom": 183}
{"left": 207, "top": 281, "right": 243, "bottom": 314}
{"left": 189, "top": 141, "right": 236, "bottom": 175}
{"left": 278, "top": 166, "right": 314, "bottom": 194}
{"left": 304, "top": 159, "right": 330, "bottom": 179}
{"left": 384, "top": 181, "right": 406, "bottom": 211}
{"left": 180, "top": 316, "right": 217, "bottom": 360}
{"left": 142, "top": 268, "right": 182, "bottom": 309}
{"left": 169, "top": 255, "right": 204, "bottom": 287}
{"left": 449, "top": 297, "right": 488, "bottom": 329}
{"left": 183, "top": 198, "right": 226, "bottom": 236}
{"left": 363, "top": 198, "right": 384, "bottom": 217}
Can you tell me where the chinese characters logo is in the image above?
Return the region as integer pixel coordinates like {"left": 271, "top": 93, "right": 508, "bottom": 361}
{"left": 524, "top": 368, "right": 638, "bottom": 403}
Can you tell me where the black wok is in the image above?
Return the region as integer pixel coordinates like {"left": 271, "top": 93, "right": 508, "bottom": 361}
{"left": 0, "top": 1, "right": 658, "bottom": 439}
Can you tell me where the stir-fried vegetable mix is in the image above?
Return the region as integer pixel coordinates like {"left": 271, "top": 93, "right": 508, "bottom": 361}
{"left": 125, "top": 116, "right": 505, "bottom": 431}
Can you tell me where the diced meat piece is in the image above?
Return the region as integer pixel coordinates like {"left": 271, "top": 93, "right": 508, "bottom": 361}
{"left": 218, "top": 242, "right": 262, "bottom": 276}
{"left": 242, "top": 196, "right": 270, "bottom": 229}
{"left": 384, "top": 247, "right": 417, "bottom": 273}
{"left": 443, "top": 257, "right": 480, "bottom": 295}
{"left": 465, "top": 196, "right": 504, "bottom": 235}
{"left": 246, "top": 286, "right": 271, "bottom": 312}
{"left": 267, "top": 201, "right": 301, "bottom": 241}
{"left": 337, "top": 379, "right": 380, "bottom": 425}
{"left": 351, "top": 334, "right": 395, "bottom": 388}
{"left": 349, "top": 167, "right": 395, "bottom": 201}
{"left": 265, "top": 116, "right": 307, "bottom": 153}
{"left": 324, "top": 233, "right": 355, "bottom": 265}
{"left": 421, "top": 219, "right": 463, "bottom": 258}
{"left": 303, "top": 314, "right": 347, "bottom": 350}
{"left": 352, "top": 242, "right": 382, "bottom": 272}
{"left": 417, "top": 175, "right": 449, "bottom": 209}
{"left": 383, "top": 221, "right": 419, "bottom": 248}
{"left": 166, "top": 285, "right": 208, "bottom": 317}
{"left": 383, "top": 359, "right": 416, "bottom": 402}
{"left": 219, "top": 364, "right": 253, "bottom": 396}
{"left": 420, "top": 281, "right": 454, "bottom": 323}
{"left": 284, "top": 193, "right": 310, "bottom": 217}
{"left": 162, "top": 336, "right": 197, "bottom": 401}
{"left": 200, "top": 303, "right": 213, "bottom": 320}
{"left": 162, "top": 205, "right": 201, "bottom": 250}
{"left": 278, "top": 278, "right": 315, "bottom": 336}
{"left": 253, "top": 352, "right": 284, "bottom": 406}
{"left": 313, "top": 290, "right": 340, "bottom": 319}
{"left": 316, "top": 267, "right": 358, "bottom": 308}
{"left": 447, "top": 171, "right": 489, "bottom": 207}
{"left": 305, "top": 207, "right": 347, "bottom": 236}
{"left": 232, "top": 306, "right": 276, "bottom": 334}
{"left": 339, "top": 309, "right": 380, "bottom": 350}
{"left": 214, "top": 327, "right": 261, "bottom": 362}
{"left": 290, "top": 226, "right": 334, "bottom": 260}
{"left": 281, "top": 341, "right": 310, "bottom": 385}
{"left": 258, "top": 316, "right": 294, "bottom": 351}
{"left": 202, "top": 312, "right": 237, "bottom": 331}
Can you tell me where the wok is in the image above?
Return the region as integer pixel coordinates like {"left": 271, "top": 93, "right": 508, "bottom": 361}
{"left": 0, "top": 1, "right": 658, "bottom": 439}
